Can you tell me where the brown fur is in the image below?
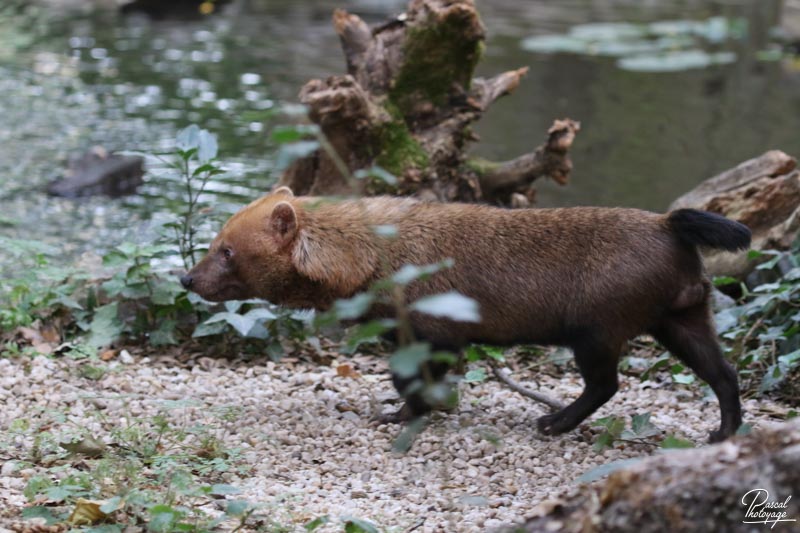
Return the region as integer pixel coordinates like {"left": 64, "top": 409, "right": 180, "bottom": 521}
{"left": 183, "top": 189, "right": 748, "bottom": 442}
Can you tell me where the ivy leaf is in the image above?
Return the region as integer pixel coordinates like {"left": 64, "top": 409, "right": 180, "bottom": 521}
{"left": 197, "top": 129, "right": 219, "bottom": 163}
{"left": 621, "top": 413, "right": 660, "bottom": 439}
{"left": 410, "top": 292, "right": 480, "bottom": 322}
{"left": 275, "top": 141, "right": 319, "bottom": 171}
{"left": 225, "top": 500, "right": 251, "bottom": 517}
{"left": 593, "top": 431, "right": 617, "bottom": 451}
{"left": 44, "top": 484, "right": 83, "bottom": 502}
{"left": 344, "top": 518, "right": 379, "bottom": 533}
{"left": 355, "top": 165, "right": 398, "bottom": 185}
{"left": 641, "top": 352, "right": 671, "bottom": 380}
{"left": 592, "top": 415, "right": 625, "bottom": 451}
{"left": 661, "top": 435, "right": 695, "bottom": 449}
{"left": 192, "top": 320, "right": 227, "bottom": 338}
{"left": 176, "top": 124, "right": 201, "bottom": 151}
{"left": 87, "top": 303, "right": 123, "bottom": 348}
{"left": 465, "top": 344, "right": 505, "bottom": 362}
{"left": 390, "top": 259, "right": 454, "bottom": 285}
{"left": 21, "top": 506, "right": 60, "bottom": 525}
{"left": 390, "top": 343, "right": 431, "bottom": 379}
{"left": 201, "top": 308, "right": 276, "bottom": 337}
{"left": 102, "top": 250, "right": 128, "bottom": 268}
{"left": 151, "top": 280, "right": 184, "bottom": 306}
{"left": 271, "top": 124, "right": 318, "bottom": 143}
{"left": 345, "top": 319, "right": 397, "bottom": 351}
{"left": 672, "top": 373, "right": 695, "bottom": 385}
{"left": 243, "top": 307, "right": 278, "bottom": 322}
{"left": 150, "top": 319, "right": 178, "bottom": 346}
{"left": 305, "top": 516, "right": 330, "bottom": 531}
{"left": 334, "top": 293, "right": 375, "bottom": 320}
{"left": 210, "top": 484, "right": 240, "bottom": 496}
{"left": 464, "top": 368, "right": 487, "bottom": 383}
{"left": 577, "top": 457, "right": 643, "bottom": 483}
{"left": 715, "top": 307, "right": 743, "bottom": 334}
{"left": 712, "top": 276, "right": 738, "bottom": 286}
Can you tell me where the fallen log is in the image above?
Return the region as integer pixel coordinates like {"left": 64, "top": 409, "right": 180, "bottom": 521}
{"left": 507, "top": 418, "right": 800, "bottom": 533}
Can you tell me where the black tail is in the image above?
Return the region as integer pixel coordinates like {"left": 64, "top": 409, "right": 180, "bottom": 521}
{"left": 667, "top": 209, "right": 751, "bottom": 251}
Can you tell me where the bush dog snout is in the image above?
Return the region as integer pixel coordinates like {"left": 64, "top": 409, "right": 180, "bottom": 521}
{"left": 183, "top": 186, "right": 751, "bottom": 443}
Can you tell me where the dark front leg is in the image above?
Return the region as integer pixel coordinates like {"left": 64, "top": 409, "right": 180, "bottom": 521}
{"left": 538, "top": 337, "right": 622, "bottom": 436}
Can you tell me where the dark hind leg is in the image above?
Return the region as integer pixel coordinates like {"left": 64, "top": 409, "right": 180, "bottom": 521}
{"left": 538, "top": 336, "right": 622, "bottom": 436}
{"left": 381, "top": 360, "right": 452, "bottom": 423}
{"left": 650, "top": 303, "right": 742, "bottom": 443}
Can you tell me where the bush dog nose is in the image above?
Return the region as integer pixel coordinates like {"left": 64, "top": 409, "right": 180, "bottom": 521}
{"left": 179, "top": 274, "right": 193, "bottom": 289}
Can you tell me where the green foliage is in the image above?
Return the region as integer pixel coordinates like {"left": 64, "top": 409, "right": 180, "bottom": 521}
{"left": 161, "top": 124, "right": 224, "bottom": 270}
{"left": 0, "top": 236, "right": 84, "bottom": 332}
{"left": 0, "top": 125, "right": 306, "bottom": 352}
{"left": 305, "top": 515, "right": 330, "bottom": 531}
{"left": 465, "top": 344, "right": 505, "bottom": 363}
{"left": 660, "top": 435, "right": 695, "bottom": 449}
{"left": 592, "top": 415, "right": 627, "bottom": 451}
{"left": 410, "top": 292, "right": 480, "bottom": 322}
{"left": 591, "top": 412, "right": 680, "bottom": 451}
{"left": 344, "top": 517, "right": 380, "bottom": 533}
{"left": 713, "top": 247, "right": 800, "bottom": 397}
{"left": 621, "top": 413, "right": 660, "bottom": 440}
{"left": 317, "top": 256, "right": 479, "bottom": 450}
{"left": 7, "top": 401, "right": 297, "bottom": 531}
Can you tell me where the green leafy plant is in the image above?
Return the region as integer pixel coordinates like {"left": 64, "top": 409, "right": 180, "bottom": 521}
{"left": 1, "top": 125, "right": 310, "bottom": 353}
{"left": 11, "top": 400, "right": 275, "bottom": 531}
{"left": 592, "top": 412, "right": 676, "bottom": 451}
{"left": 713, "top": 247, "right": 800, "bottom": 398}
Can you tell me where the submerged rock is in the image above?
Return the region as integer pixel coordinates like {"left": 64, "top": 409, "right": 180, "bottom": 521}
{"left": 47, "top": 146, "right": 144, "bottom": 198}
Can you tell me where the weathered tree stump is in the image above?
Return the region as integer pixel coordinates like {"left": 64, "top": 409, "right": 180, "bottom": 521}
{"left": 278, "top": 0, "right": 580, "bottom": 205}
{"left": 507, "top": 419, "right": 800, "bottom": 533}
{"left": 670, "top": 150, "right": 799, "bottom": 279}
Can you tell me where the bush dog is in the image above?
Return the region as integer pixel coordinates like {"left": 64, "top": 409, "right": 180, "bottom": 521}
{"left": 181, "top": 187, "right": 751, "bottom": 442}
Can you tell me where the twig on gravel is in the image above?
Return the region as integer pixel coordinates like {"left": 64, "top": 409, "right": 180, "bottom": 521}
{"left": 490, "top": 362, "right": 565, "bottom": 411}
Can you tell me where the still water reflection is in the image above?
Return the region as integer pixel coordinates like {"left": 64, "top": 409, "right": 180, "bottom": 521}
{"left": 0, "top": 0, "right": 798, "bottom": 261}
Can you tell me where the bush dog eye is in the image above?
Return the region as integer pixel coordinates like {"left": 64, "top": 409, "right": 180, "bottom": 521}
{"left": 182, "top": 188, "right": 751, "bottom": 443}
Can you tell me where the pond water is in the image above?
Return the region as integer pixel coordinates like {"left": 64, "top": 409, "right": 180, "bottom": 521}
{"left": 0, "top": 0, "right": 799, "bottom": 265}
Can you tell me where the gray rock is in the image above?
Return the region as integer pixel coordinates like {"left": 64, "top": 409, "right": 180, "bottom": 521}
{"left": 48, "top": 146, "right": 144, "bottom": 198}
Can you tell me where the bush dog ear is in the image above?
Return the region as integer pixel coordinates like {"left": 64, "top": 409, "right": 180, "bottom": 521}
{"left": 269, "top": 201, "right": 298, "bottom": 245}
{"left": 272, "top": 186, "right": 294, "bottom": 197}
{"left": 291, "top": 212, "right": 380, "bottom": 295}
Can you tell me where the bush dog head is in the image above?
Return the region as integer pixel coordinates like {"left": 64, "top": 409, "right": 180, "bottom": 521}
{"left": 181, "top": 186, "right": 299, "bottom": 302}
{"left": 182, "top": 187, "right": 751, "bottom": 443}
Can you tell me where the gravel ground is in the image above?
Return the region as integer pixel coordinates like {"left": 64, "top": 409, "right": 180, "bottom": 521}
{"left": 0, "top": 350, "right": 789, "bottom": 532}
